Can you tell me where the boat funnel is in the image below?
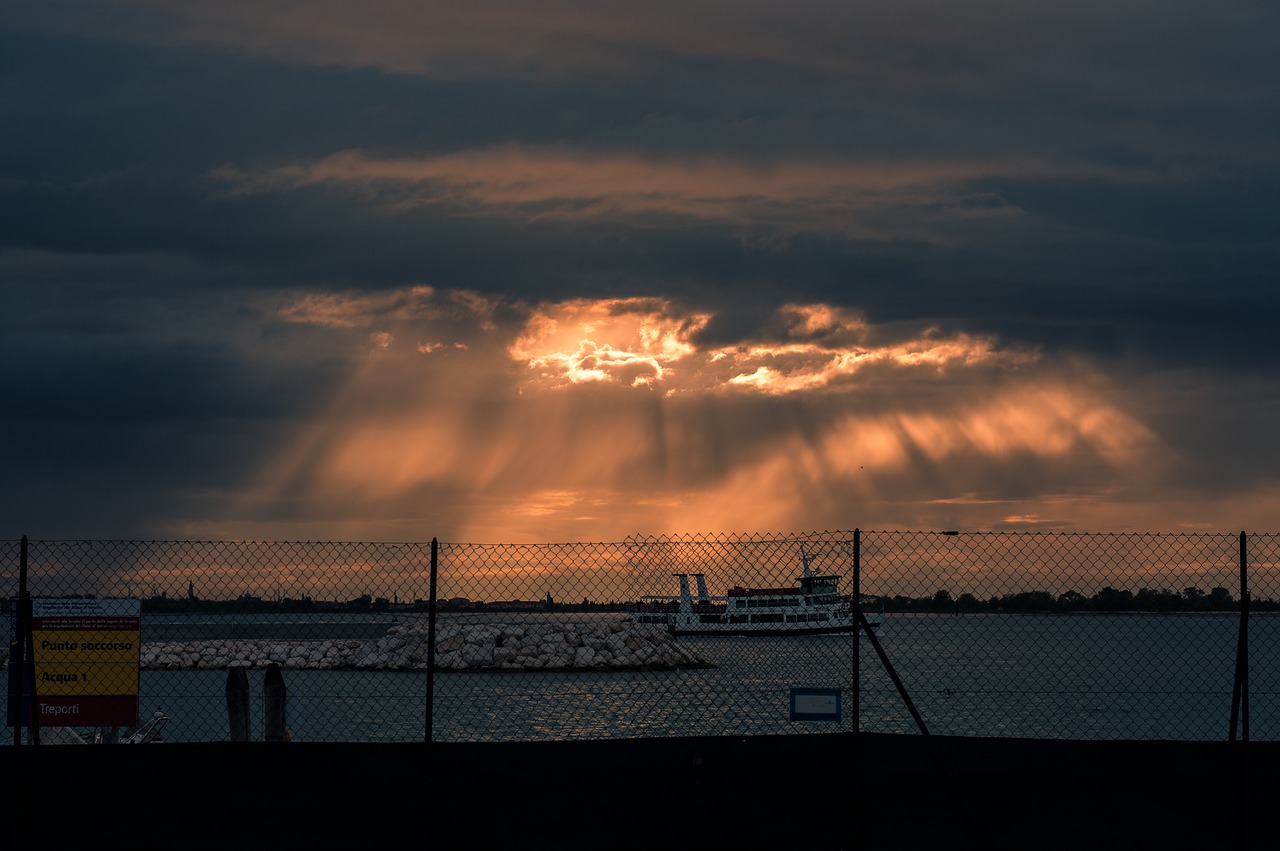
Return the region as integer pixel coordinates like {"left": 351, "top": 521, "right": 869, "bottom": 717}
{"left": 694, "top": 573, "right": 710, "bottom": 603}
{"left": 675, "top": 574, "right": 695, "bottom": 612}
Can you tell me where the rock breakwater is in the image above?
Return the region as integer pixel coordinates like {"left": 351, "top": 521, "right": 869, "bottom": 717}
{"left": 139, "top": 621, "right": 711, "bottom": 671}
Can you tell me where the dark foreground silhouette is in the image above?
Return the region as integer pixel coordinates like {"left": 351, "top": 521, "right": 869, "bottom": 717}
{"left": 1, "top": 732, "right": 1272, "bottom": 851}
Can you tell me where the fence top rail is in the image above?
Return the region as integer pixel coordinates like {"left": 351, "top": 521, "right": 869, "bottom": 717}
{"left": 3, "top": 530, "right": 1274, "bottom": 545}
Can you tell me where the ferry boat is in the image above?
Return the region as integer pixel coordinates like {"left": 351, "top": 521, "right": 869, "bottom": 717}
{"left": 628, "top": 547, "right": 882, "bottom": 637}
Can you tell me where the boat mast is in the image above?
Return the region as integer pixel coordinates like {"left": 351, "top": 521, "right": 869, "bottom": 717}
{"left": 800, "top": 545, "right": 815, "bottom": 577}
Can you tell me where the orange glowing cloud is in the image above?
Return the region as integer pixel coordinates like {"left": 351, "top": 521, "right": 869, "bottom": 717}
{"left": 509, "top": 298, "right": 1037, "bottom": 395}
{"left": 210, "top": 147, "right": 1142, "bottom": 241}
{"left": 509, "top": 298, "right": 708, "bottom": 389}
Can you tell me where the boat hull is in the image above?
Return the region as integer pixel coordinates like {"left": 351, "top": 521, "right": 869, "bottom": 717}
{"left": 632, "top": 613, "right": 883, "bottom": 637}
{"left": 669, "top": 622, "right": 878, "bottom": 637}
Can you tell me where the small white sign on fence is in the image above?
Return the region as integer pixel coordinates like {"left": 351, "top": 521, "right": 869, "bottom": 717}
{"left": 789, "top": 687, "right": 842, "bottom": 722}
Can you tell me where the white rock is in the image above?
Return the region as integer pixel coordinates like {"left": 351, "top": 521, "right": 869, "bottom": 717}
{"left": 129, "top": 622, "right": 707, "bottom": 671}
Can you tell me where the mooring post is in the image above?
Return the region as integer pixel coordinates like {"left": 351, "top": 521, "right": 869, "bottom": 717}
{"left": 264, "top": 663, "right": 288, "bottom": 742}
{"left": 226, "top": 667, "right": 250, "bottom": 742}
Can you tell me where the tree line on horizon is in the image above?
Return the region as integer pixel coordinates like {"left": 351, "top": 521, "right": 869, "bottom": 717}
{"left": 0, "top": 592, "right": 626, "bottom": 615}
{"left": 871, "top": 585, "right": 1275, "bottom": 613}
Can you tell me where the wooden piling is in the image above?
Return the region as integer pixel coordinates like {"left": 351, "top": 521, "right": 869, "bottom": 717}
{"left": 264, "top": 663, "right": 288, "bottom": 742}
{"left": 225, "top": 668, "right": 250, "bottom": 742}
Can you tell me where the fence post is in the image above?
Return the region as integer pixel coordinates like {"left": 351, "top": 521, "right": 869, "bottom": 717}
{"left": 226, "top": 668, "right": 250, "bottom": 742}
{"left": 425, "top": 537, "right": 438, "bottom": 744}
{"left": 851, "top": 528, "right": 861, "bottom": 851}
{"left": 1240, "top": 530, "right": 1249, "bottom": 743}
{"left": 1229, "top": 531, "right": 1249, "bottom": 742}
{"left": 10, "top": 535, "right": 40, "bottom": 746}
{"left": 264, "top": 663, "right": 288, "bottom": 742}
{"left": 9, "top": 536, "right": 25, "bottom": 745}
{"left": 1232, "top": 531, "right": 1250, "bottom": 851}
{"left": 852, "top": 528, "right": 860, "bottom": 735}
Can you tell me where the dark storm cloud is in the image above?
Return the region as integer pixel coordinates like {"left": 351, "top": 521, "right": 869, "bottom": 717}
{"left": 5, "top": 10, "right": 1276, "bottom": 314}
{"left": 2, "top": 1, "right": 1278, "bottom": 540}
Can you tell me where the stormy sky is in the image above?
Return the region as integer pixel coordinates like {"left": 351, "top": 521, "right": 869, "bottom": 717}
{"left": 3, "top": 0, "right": 1278, "bottom": 543}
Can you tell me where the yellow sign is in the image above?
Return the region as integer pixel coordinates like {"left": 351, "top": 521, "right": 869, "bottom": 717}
{"left": 33, "top": 661, "right": 140, "bottom": 696}
{"left": 36, "top": 631, "right": 138, "bottom": 662}
{"left": 31, "top": 598, "right": 141, "bottom": 726}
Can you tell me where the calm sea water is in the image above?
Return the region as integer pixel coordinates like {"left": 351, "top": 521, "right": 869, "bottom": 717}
{"left": 8, "top": 612, "right": 1278, "bottom": 743}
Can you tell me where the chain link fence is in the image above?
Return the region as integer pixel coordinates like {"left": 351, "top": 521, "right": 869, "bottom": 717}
{"left": 4, "top": 531, "right": 1277, "bottom": 744}
{"left": 860, "top": 531, "right": 1278, "bottom": 741}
